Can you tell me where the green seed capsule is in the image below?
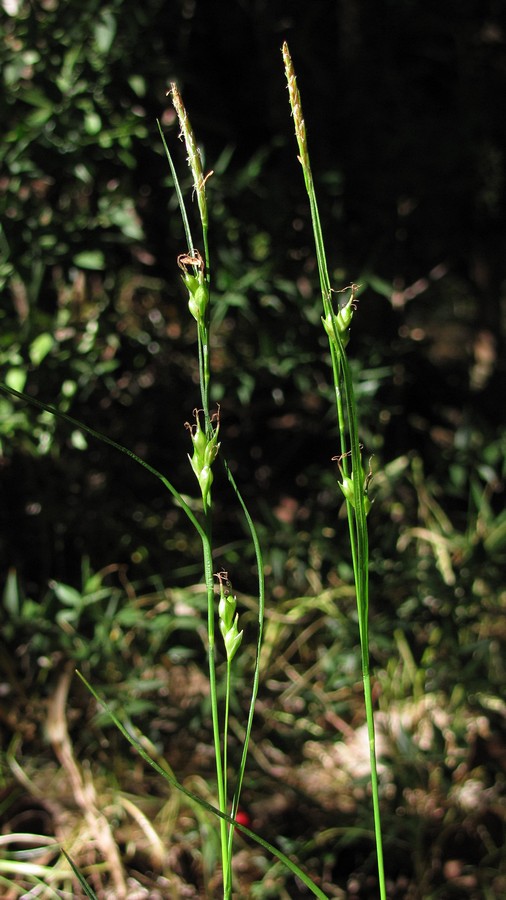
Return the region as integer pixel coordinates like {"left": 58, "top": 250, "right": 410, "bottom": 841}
{"left": 338, "top": 464, "right": 372, "bottom": 516}
{"left": 189, "top": 416, "right": 207, "bottom": 461}
{"left": 186, "top": 409, "right": 221, "bottom": 509}
{"left": 322, "top": 311, "right": 351, "bottom": 348}
{"left": 182, "top": 272, "right": 200, "bottom": 294}
{"left": 182, "top": 272, "right": 209, "bottom": 323}
{"left": 198, "top": 464, "right": 213, "bottom": 508}
{"left": 223, "top": 622, "right": 243, "bottom": 662}
{"left": 219, "top": 590, "right": 236, "bottom": 631}
{"left": 219, "top": 590, "right": 243, "bottom": 662}
{"left": 194, "top": 282, "right": 209, "bottom": 319}
{"left": 339, "top": 475, "right": 355, "bottom": 504}
{"left": 188, "top": 294, "right": 200, "bottom": 322}
{"left": 337, "top": 301, "right": 353, "bottom": 332}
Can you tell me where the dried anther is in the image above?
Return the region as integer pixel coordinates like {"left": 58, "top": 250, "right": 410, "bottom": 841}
{"left": 331, "top": 444, "right": 364, "bottom": 466}
{"left": 214, "top": 569, "right": 232, "bottom": 596}
{"left": 177, "top": 249, "right": 205, "bottom": 275}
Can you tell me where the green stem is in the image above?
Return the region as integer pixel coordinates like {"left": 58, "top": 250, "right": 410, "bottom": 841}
{"left": 223, "top": 459, "right": 266, "bottom": 863}
{"left": 223, "top": 662, "right": 231, "bottom": 806}
{"left": 363, "top": 667, "right": 385, "bottom": 887}
{"left": 197, "top": 170, "right": 229, "bottom": 895}
{"left": 201, "top": 511, "right": 230, "bottom": 895}
{"left": 198, "top": 321, "right": 210, "bottom": 425}
{"left": 201, "top": 218, "right": 212, "bottom": 425}
{"left": 223, "top": 659, "right": 233, "bottom": 894}
{"left": 283, "top": 43, "right": 386, "bottom": 900}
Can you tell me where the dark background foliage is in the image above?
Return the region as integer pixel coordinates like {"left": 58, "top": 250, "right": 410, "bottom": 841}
{"left": 1, "top": 1, "right": 505, "bottom": 896}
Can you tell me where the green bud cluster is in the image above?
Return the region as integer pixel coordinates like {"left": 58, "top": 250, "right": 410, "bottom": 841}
{"left": 217, "top": 578, "right": 243, "bottom": 663}
{"left": 177, "top": 251, "right": 209, "bottom": 324}
{"left": 322, "top": 285, "right": 360, "bottom": 349}
{"left": 186, "top": 409, "right": 220, "bottom": 510}
{"left": 322, "top": 292, "right": 355, "bottom": 349}
{"left": 182, "top": 270, "right": 209, "bottom": 324}
{"left": 336, "top": 455, "right": 373, "bottom": 517}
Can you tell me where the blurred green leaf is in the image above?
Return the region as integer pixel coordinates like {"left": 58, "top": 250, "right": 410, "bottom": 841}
{"left": 70, "top": 429, "right": 88, "bottom": 450}
{"left": 29, "top": 332, "right": 54, "bottom": 366}
{"left": 84, "top": 111, "right": 103, "bottom": 135}
{"left": 5, "top": 367, "right": 27, "bottom": 392}
{"left": 3, "top": 569, "right": 19, "bottom": 617}
{"left": 94, "top": 9, "right": 117, "bottom": 54}
{"left": 128, "top": 74, "right": 146, "bottom": 97}
{"left": 484, "top": 512, "right": 506, "bottom": 556}
{"left": 72, "top": 250, "right": 106, "bottom": 269}
{"left": 50, "top": 581, "right": 83, "bottom": 607}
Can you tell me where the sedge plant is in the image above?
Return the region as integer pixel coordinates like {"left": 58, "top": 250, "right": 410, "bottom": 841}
{"left": 158, "top": 85, "right": 329, "bottom": 897}
{"left": 0, "top": 85, "right": 328, "bottom": 899}
{"left": 158, "top": 84, "right": 264, "bottom": 898}
{"left": 0, "top": 52, "right": 388, "bottom": 899}
{"left": 283, "top": 43, "right": 386, "bottom": 899}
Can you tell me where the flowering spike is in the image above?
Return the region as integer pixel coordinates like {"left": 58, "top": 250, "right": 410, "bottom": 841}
{"left": 170, "top": 83, "right": 211, "bottom": 229}
{"left": 282, "top": 42, "right": 309, "bottom": 171}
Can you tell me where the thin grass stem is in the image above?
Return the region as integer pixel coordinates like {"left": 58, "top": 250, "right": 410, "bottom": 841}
{"left": 283, "top": 42, "right": 386, "bottom": 900}
{"left": 223, "top": 460, "right": 265, "bottom": 858}
{"left": 166, "top": 89, "right": 233, "bottom": 893}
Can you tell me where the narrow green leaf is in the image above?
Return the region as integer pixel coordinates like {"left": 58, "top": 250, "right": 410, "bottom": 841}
{"left": 0, "top": 381, "right": 205, "bottom": 540}
{"left": 50, "top": 581, "right": 82, "bottom": 607}
{"left": 61, "top": 850, "right": 99, "bottom": 899}
{"left": 76, "top": 670, "right": 329, "bottom": 899}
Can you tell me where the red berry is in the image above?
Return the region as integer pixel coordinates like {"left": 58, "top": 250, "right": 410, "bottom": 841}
{"left": 235, "top": 810, "right": 251, "bottom": 827}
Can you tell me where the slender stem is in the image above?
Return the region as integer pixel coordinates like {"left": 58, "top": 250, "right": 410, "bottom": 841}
{"left": 164, "top": 89, "right": 231, "bottom": 892}
{"left": 201, "top": 512, "right": 229, "bottom": 894}
{"left": 223, "top": 662, "right": 231, "bottom": 807}
{"left": 164, "top": 92, "right": 230, "bottom": 889}
{"left": 200, "top": 220, "right": 212, "bottom": 425}
{"left": 223, "top": 459, "right": 266, "bottom": 861}
{"left": 283, "top": 43, "right": 386, "bottom": 900}
{"left": 223, "top": 659, "right": 233, "bottom": 894}
{"left": 198, "top": 322, "right": 210, "bottom": 425}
